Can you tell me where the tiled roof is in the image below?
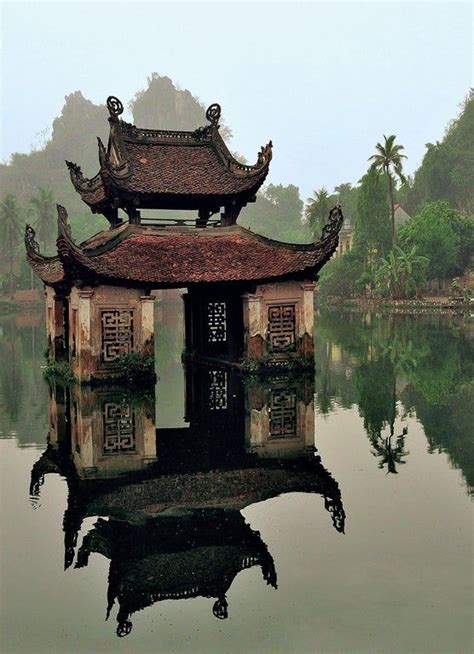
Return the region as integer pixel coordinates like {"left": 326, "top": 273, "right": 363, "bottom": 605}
{"left": 57, "top": 224, "right": 340, "bottom": 287}
{"left": 26, "top": 253, "right": 65, "bottom": 286}
{"left": 67, "top": 98, "right": 272, "bottom": 210}
{"left": 116, "top": 140, "right": 269, "bottom": 197}
{"left": 27, "top": 205, "right": 343, "bottom": 288}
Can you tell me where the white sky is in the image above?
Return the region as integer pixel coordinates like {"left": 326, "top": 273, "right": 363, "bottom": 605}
{"left": 1, "top": 1, "right": 473, "bottom": 200}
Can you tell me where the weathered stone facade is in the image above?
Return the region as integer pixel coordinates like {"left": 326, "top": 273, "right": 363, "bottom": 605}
{"left": 242, "top": 280, "right": 316, "bottom": 361}
{"left": 64, "top": 286, "right": 154, "bottom": 382}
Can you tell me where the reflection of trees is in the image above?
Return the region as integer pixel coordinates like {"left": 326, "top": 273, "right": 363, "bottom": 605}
{"left": 0, "top": 314, "right": 48, "bottom": 442}
{"left": 316, "top": 310, "right": 472, "bottom": 484}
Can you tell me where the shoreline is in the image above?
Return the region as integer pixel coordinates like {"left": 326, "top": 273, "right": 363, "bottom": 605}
{"left": 318, "top": 297, "right": 471, "bottom": 316}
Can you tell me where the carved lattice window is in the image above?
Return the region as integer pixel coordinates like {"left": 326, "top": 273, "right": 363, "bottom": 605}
{"left": 103, "top": 402, "right": 136, "bottom": 454}
{"left": 207, "top": 302, "right": 227, "bottom": 343}
{"left": 267, "top": 304, "right": 296, "bottom": 352}
{"left": 269, "top": 389, "right": 297, "bottom": 438}
{"left": 101, "top": 310, "right": 134, "bottom": 363}
{"left": 209, "top": 369, "right": 228, "bottom": 410}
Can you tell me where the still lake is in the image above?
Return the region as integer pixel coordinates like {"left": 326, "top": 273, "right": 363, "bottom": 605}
{"left": 0, "top": 302, "right": 472, "bottom": 654}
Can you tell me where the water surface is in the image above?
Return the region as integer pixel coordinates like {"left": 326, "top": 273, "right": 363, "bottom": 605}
{"left": 0, "top": 306, "right": 472, "bottom": 653}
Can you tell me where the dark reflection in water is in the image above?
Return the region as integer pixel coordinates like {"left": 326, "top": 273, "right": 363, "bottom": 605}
{"left": 315, "top": 310, "right": 473, "bottom": 491}
{"left": 29, "top": 369, "right": 345, "bottom": 636}
{"left": 1, "top": 306, "right": 473, "bottom": 652}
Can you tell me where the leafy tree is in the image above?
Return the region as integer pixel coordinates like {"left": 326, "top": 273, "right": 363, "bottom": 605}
{"left": 240, "top": 184, "right": 309, "bottom": 242}
{"left": 318, "top": 249, "right": 365, "bottom": 300}
{"left": 398, "top": 202, "right": 461, "bottom": 279}
{"left": 369, "top": 134, "right": 407, "bottom": 242}
{"left": 29, "top": 188, "right": 56, "bottom": 253}
{"left": 0, "top": 194, "right": 21, "bottom": 295}
{"left": 305, "top": 187, "right": 331, "bottom": 240}
{"left": 333, "top": 182, "right": 358, "bottom": 225}
{"left": 354, "top": 168, "right": 391, "bottom": 259}
{"left": 406, "top": 90, "right": 474, "bottom": 214}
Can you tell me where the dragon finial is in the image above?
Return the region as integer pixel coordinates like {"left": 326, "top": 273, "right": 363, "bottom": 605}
{"left": 24, "top": 224, "right": 39, "bottom": 254}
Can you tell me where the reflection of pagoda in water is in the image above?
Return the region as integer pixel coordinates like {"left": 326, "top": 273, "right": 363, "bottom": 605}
{"left": 31, "top": 370, "right": 345, "bottom": 636}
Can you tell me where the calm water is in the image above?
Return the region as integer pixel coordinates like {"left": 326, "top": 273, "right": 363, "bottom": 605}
{"left": 0, "top": 304, "right": 472, "bottom": 654}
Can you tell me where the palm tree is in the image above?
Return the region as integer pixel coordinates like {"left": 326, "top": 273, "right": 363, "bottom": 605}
{"left": 369, "top": 135, "right": 407, "bottom": 242}
{"left": 0, "top": 194, "right": 21, "bottom": 296}
{"left": 29, "top": 187, "right": 55, "bottom": 253}
{"left": 305, "top": 187, "right": 330, "bottom": 239}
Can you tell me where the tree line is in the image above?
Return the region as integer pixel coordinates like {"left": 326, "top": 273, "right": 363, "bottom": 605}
{"left": 315, "top": 90, "right": 474, "bottom": 300}
{"left": 0, "top": 75, "right": 472, "bottom": 299}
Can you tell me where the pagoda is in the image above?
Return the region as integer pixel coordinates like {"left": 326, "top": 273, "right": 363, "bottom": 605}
{"left": 26, "top": 95, "right": 344, "bottom": 382}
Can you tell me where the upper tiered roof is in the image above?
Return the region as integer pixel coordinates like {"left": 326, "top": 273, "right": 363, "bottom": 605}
{"left": 66, "top": 96, "right": 273, "bottom": 227}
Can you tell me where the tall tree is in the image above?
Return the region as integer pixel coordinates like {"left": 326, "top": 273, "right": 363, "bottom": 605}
{"left": 354, "top": 168, "right": 391, "bottom": 259}
{"left": 305, "top": 187, "right": 331, "bottom": 239}
{"left": 0, "top": 194, "right": 21, "bottom": 295}
{"left": 406, "top": 90, "right": 474, "bottom": 214}
{"left": 369, "top": 134, "right": 407, "bottom": 242}
{"left": 29, "top": 188, "right": 56, "bottom": 253}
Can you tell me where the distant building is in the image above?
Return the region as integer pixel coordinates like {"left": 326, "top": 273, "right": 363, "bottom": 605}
{"left": 334, "top": 219, "right": 354, "bottom": 258}
{"left": 393, "top": 204, "right": 411, "bottom": 230}
{"left": 333, "top": 204, "right": 412, "bottom": 258}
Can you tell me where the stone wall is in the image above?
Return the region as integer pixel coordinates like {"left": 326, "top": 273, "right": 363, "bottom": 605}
{"left": 242, "top": 280, "right": 315, "bottom": 360}
{"left": 68, "top": 285, "right": 154, "bottom": 382}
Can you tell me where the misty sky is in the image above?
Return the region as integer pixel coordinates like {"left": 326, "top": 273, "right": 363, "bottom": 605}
{"left": 1, "top": 1, "right": 472, "bottom": 200}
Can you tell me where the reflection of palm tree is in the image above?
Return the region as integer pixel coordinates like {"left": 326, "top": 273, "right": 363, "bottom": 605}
{"left": 371, "top": 425, "right": 409, "bottom": 474}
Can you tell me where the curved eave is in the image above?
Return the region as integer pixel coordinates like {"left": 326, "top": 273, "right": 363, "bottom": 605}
{"left": 26, "top": 249, "right": 65, "bottom": 286}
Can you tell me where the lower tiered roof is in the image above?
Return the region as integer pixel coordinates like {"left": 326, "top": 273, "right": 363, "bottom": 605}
{"left": 25, "top": 205, "right": 344, "bottom": 289}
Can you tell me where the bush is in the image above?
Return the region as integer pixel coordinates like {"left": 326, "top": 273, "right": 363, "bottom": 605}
{"left": 43, "top": 359, "right": 76, "bottom": 384}
{"left": 111, "top": 352, "right": 156, "bottom": 387}
{"left": 318, "top": 250, "right": 365, "bottom": 300}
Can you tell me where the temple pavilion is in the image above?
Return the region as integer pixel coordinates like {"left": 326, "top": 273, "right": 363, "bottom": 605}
{"left": 26, "top": 95, "right": 343, "bottom": 382}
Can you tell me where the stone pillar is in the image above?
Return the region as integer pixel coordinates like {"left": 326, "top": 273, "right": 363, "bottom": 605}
{"left": 301, "top": 281, "right": 316, "bottom": 355}
{"left": 140, "top": 295, "right": 155, "bottom": 355}
{"left": 77, "top": 290, "right": 94, "bottom": 382}
{"left": 52, "top": 294, "right": 66, "bottom": 358}
{"left": 242, "top": 292, "right": 265, "bottom": 358}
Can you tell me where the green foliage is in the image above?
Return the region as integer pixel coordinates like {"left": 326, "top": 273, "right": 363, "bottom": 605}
{"left": 240, "top": 353, "right": 314, "bottom": 375}
{"left": 406, "top": 90, "right": 474, "bottom": 214}
{"left": 318, "top": 250, "right": 365, "bottom": 300}
{"left": 0, "top": 194, "right": 22, "bottom": 295}
{"left": 43, "top": 359, "right": 76, "bottom": 385}
{"left": 240, "top": 184, "right": 309, "bottom": 242}
{"left": 111, "top": 352, "right": 157, "bottom": 387}
{"left": 374, "top": 245, "right": 429, "bottom": 299}
{"left": 305, "top": 187, "right": 331, "bottom": 240}
{"left": 28, "top": 187, "right": 56, "bottom": 254}
{"left": 398, "top": 201, "right": 463, "bottom": 279}
{"left": 354, "top": 168, "right": 391, "bottom": 258}
{"left": 369, "top": 134, "right": 407, "bottom": 242}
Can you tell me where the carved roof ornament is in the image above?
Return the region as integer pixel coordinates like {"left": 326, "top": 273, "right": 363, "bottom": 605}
{"left": 321, "top": 205, "right": 344, "bottom": 241}
{"left": 97, "top": 137, "right": 108, "bottom": 167}
{"left": 24, "top": 224, "right": 40, "bottom": 254}
{"left": 107, "top": 96, "right": 124, "bottom": 120}
{"left": 66, "top": 160, "right": 85, "bottom": 184}
{"left": 206, "top": 103, "right": 221, "bottom": 128}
